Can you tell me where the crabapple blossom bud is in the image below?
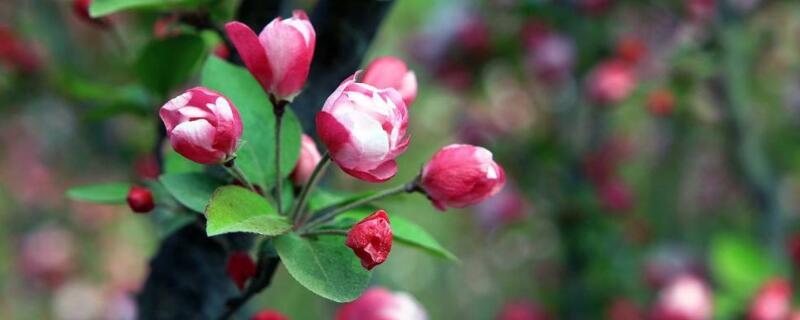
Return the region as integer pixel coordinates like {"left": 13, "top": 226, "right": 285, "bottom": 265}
{"left": 652, "top": 275, "right": 712, "bottom": 320}
{"left": 213, "top": 43, "right": 230, "bottom": 60}
{"left": 251, "top": 310, "right": 288, "bottom": 320}
{"left": 786, "top": 234, "right": 800, "bottom": 269}
{"left": 616, "top": 37, "right": 647, "bottom": 64}
{"left": 159, "top": 87, "right": 243, "bottom": 164}
{"left": 126, "top": 186, "right": 154, "bottom": 213}
{"left": 524, "top": 31, "right": 575, "bottom": 83}
{"left": 598, "top": 178, "right": 634, "bottom": 212}
{"left": 748, "top": 278, "right": 792, "bottom": 320}
{"left": 290, "top": 134, "right": 322, "bottom": 186}
{"left": 225, "top": 10, "right": 315, "bottom": 101}
{"left": 587, "top": 59, "right": 637, "bottom": 105}
{"left": 72, "top": 0, "right": 109, "bottom": 27}
{"left": 346, "top": 210, "right": 392, "bottom": 270}
{"left": 226, "top": 251, "right": 256, "bottom": 291}
{"left": 648, "top": 89, "right": 676, "bottom": 117}
{"left": 0, "top": 26, "right": 41, "bottom": 73}
{"left": 317, "top": 73, "right": 409, "bottom": 183}
{"left": 362, "top": 56, "right": 418, "bottom": 107}
{"left": 420, "top": 144, "right": 506, "bottom": 211}
{"left": 336, "top": 287, "right": 427, "bottom": 320}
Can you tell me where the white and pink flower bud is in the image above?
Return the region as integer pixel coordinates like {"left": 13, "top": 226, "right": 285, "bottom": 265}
{"left": 336, "top": 287, "right": 428, "bottom": 320}
{"left": 291, "top": 134, "right": 322, "bottom": 186}
{"left": 159, "top": 87, "right": 243, "bottom": 164}
{"left": 652, "top": 275, "right": 713, "bottom": 320}
{"left": 748, "top": 278, "right": 792, "bottom": 320}
{"left": 420, "top": 144, "right": 505, "bottom": 211}
{"left": 225, "top": 10, "right": 315, "bottom": 101}
{"left": 587, "top": 59, "right": 637, "bottom": 106}
{"left": 524, "top": 31, "right": 575, "bottom": 83}
{"left": 316, "top": 73, "right": 410, "bottom": 183}
{"left": 362, "top": 56, "right": 418, "bottom": 107}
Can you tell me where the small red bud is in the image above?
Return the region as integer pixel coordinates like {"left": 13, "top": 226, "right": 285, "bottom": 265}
{"left": 72, "top": 0, "right": 109, "bottom": 27}
{"left": 647, "top": 89, "right": 676, "bottom": 117}
{"left": 226, "top": 251, "right": 256, "bottom": 291}
{"left": 126, "top": 186, "right": 154, "bottom": 213}
{"left": 346, "top": 210, "right": 392, "bottom": 270}
{"left": 213, "top": 43, "right": 230, "bottom": 60}
{"left": 251, "top": 310, "right": 288, "bottom": 320}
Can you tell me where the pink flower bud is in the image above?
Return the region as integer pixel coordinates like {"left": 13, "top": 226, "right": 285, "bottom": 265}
{"left": 225, "top": 10, "right": 315, "bottom": 101}
{"left": 126, "top": 186, "right": 154, "bottom": 213}
{"left": 598, "top": 178, "right": 634, "bottom": 212}
{"left": 607, "top": 298, "right": 642, "bottom": 320}
{"left": 252, "top": 310, "right": 288, "bottom": 320}
{"left": 291, "top": 134, "right": 322, "bottom": 186}
{"left": 362, "top": 56, "right": 418, "bottom": 107}
{"left": 72, "top": 0, "right": 109, "bottom": 27}
{"left": 587, "top": 59, "right": 637, "bottom": 105}
{"left": 159, "top": 87, "right": 243, "bottom": 164}
{"left": 420, "top": 144, "right": 506, "bottom": 211}
{"left": 336, "top": 287, "right": 427, "bottom": 320}
{"left": 652, "top": 275, "right": 712, "bottom": 320}
{"left": 524, "top": 29, "right": 575, "bottom": 83}
{"left": 748, "top": 278, "right": 792, "bottom": 320}
{"left": 226, "top": 251, "right": 256, "bottom": 291}
{"left": 316, "top": 73, "right": 410, "bottom": 183}
{"left": 346, "top": 210, "right": 393, "bottom": 271}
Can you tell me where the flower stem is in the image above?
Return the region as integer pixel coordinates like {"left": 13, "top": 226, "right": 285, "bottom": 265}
{"left": 273, "top": 98, "right": 288, "bottom": 215}
{"left": 291, "top": 153, "right": 332, "bottom": 223}
{"left": 224, "top": 159, "right": 256, "bottom": 192}
{"left": 300, "top": 229, "right": 349, "bottom": 237}
{"left": 300, "top": 179, "right": 421, "bottom": 231}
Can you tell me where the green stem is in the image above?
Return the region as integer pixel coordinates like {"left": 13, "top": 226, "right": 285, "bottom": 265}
{"left": 300, "top": 180, "right": 420, "bottom": 232}
{"left": 300, "top": 229, "right": 348, "bottom": 237}
{"left": 225, "top": 160, "right": 256, "bottom": 192}
{"left": 273, "top": 99, "right": 287, "bottom": 215}
{"left": 291, "top": 153, "right": 331, "bottom": 223}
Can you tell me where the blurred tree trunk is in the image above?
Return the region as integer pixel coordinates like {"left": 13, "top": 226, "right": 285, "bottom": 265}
{"left": 136, "top": 1, "right": 394, "bottom": 319}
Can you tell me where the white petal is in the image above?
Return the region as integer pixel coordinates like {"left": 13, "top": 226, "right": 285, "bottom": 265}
{"left": 171, "top": 119, "right": 216, "bottom": 150}
{"left": 163, "top": 92, "right": 192, "bottom": 111}
{"left": 207, "top": 97, "right": 234, "bottom": 122}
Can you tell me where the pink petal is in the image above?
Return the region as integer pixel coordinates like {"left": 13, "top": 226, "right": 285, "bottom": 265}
{"left": 225, "top": 21, "right": 273, "bottom": 93}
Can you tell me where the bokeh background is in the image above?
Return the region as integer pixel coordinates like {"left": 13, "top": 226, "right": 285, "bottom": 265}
{"left": 4, "top": 0, "right": 800, "bottom": 319}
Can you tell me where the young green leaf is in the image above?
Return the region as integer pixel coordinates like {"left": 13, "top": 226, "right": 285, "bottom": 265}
{"left": 200, "top": 57, "right": 302, "bottom": 189}
{"left": 274, "top": 233, "right": 371, "bottom": 302}
{"left": 159, "top": 173, "right": 223, "bottom": 213}
{"left": 89, "top": 0, "right": 211, "bottom": 18}
{"left": 66, "top": 182, "right": 131, "bottom": 204}
{"left": 205, "top": 186, "right": 291, "bottom": 236}
{"left": 337, "top": 210, "right": 458, "bottom": 261}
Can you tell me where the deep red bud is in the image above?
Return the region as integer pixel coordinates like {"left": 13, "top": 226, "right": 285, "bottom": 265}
{"left": 126, "top": 186, "right": 154, "bottom": 213}
{"left": 346, "top": 210, "right": 392, "bottom": 270}
{"left": 72, "top": 0, "right": 109, "bottom": 27}
{"left": 213, "top": 43, "right": 230, "bottom": 60}
{"left": 226, "top": 251, "right": 256, "bottom": 291}
{"left": 616, "top": 37, "right": 647, "bottom": 64}
{"left": 251, "top": 310, "right": 288, "bottom": 320}
{"left": 647, "top": 89, "right": 676, "bottom": 117}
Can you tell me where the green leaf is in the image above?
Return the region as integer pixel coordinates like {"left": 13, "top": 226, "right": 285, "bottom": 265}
{"left": 274, "top": 233, "right": 371, "bottom": 302}
{"left": 159, "top": 173, "right": 224, "bottom": 213}
{"left": 711, "top": 233, "right": 779, "bottom": 298}
{"left": 200, "top": 57, "right": 302, "bottom": 189}
{"left": 136, "top": 34, "right": 207, "bottom": 96}
{"left": 163, "top": 148, "right": 204, "bottom": 174}
{"left": 205, "top": 186, "right": 292, "bottom": 236}
{"left": 89, "top": 0, "right": 210, "bottom": 17}
{"left": 66, "top": 183, "right": 131, "bottom": 204}
{"left": 337, "top": 210, "right": 458, "bottom": 261}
